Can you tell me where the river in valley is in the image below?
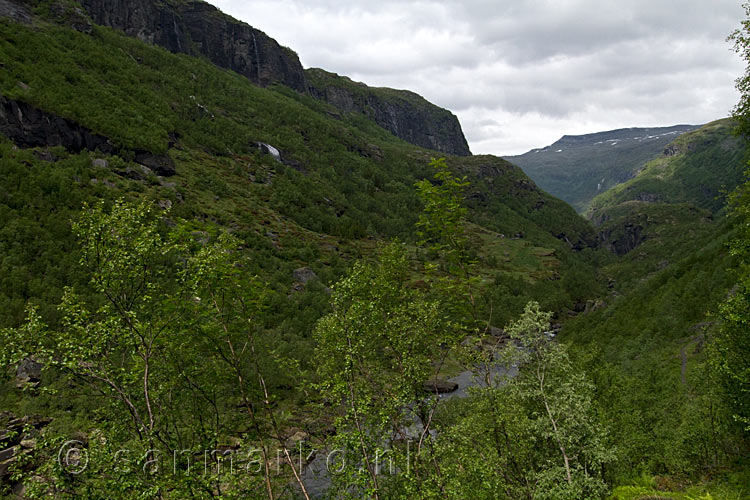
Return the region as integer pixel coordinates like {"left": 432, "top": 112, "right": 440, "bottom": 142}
{"left": 299, "top": 362, "right": 520, "bottom": 498}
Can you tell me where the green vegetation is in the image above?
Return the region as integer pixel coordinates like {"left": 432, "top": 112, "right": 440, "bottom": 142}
{"left": 0, "top": 17, "right": 598, "bottom": 330}
{"left": 544, "top": 17, "right": 750, "bottom": 500}
{"left": 431, "top": 302, "right": 614, "bottom": 500}
{"left": 588, "top": 119, "right": 745, "bottom": 216}
{"left": 1, "top": 2, "right": 750, "bottom": 499}
{"left": 1, "top": 200, "right": 319, "bottom": 498}
{"left": 712, "top": 7, "right": 750, "bottom": 435}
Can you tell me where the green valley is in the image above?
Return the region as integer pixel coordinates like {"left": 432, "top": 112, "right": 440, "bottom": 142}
{"left": 0, "top": 1, "right": 748, "bottom": 499}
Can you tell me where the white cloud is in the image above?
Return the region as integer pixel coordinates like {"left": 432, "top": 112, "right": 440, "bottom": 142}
{"left": 210, "top": 0, "right": 745, "bottom": 155}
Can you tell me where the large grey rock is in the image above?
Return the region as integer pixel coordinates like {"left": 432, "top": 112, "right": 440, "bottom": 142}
{"left": 0, "top": 0, "right": 31, "bottom": 24}
{"left": 293, "top": 267, "right": 317, "bottom": 284}
{"left": 0, "top": 446, "right": 18, "bottom": 462}
{"left": 16, "top": 358, "right": 42, "bottom": 386}
{"left": 80, "top": 0, "right": 308, "bottom": 92}
{"left": 0, "top": 457, "right": 16, "bottom": 478}
{"left": 423, "top": 379, "right": 458, "bottom": 394}
{"left": 488, "top": 326, "right": 507, "bottom": 338}
{"left": 135, "top": 151, "right": 176, "bottom": 176}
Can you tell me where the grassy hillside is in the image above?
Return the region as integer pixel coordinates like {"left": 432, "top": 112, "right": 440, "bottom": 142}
{"left": 588, "top": 119, "right": 745, "bottom": 215}
{"left": 586, "top": 120, "right": 746, "bottom": 287}
{"left": 563, "top": 219, "right": 749, "bottom": 495}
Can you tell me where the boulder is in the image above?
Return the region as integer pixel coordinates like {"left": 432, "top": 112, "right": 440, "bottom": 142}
{"left": 0, "top": 446, "right": 18, "bottom": 463}
{"left": 488, "top": 326, "right": 507, "bottom": 339}
{"left": 293, "top": 267, "right": 317, "bottom": 284}
{"left": 0, "top": 457, "right": 16, "bottom": 478}
{"left": 20, "top": 438, "right": 36, "bottom": 450}
{"left": 16, "top": 357, "right": 42, "bottom": 386}
{"left": 135, "top": 152, "right": 176, "bottom": 176}
{"left": 423, "top": 379, "right": 458, "bottom": 394}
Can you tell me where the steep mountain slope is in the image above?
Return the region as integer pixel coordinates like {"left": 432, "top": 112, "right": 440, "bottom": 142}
{"left": 78, "top": 0, "right": 309, "bottom": 91}
{"left": 559, "top": 124, "right": 748, "bottom": 491}
{"left": 1, "top": 2, "right": 749, "bottom": 497}
{"left": 558, "top": 128, "right": 747, "bottom": 485}
{"left": 505, "top": 124, "right": 698, "bottom": 212}
{"left": 564, "top": 216, "right": 739, "bottom": 480}
{"left": 306, "top": 68, "right": 471, "bottom": 156}
{"left": 0, "top": 10, "right": 597, "bottom": 330}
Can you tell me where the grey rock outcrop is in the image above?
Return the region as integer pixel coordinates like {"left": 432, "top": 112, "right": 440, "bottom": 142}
{"left": 306, "top": 68, "right": 471, "bottom": 156}
{"left": 134, "top": 151, "right": 176, "bottom": 176}
{"left": 293, "top": 267, "right": 317, "bottom": 284}
{"left": 0, "top": 94, "right": 116, "bottom": 153}
{"left": 0, "top": 94, "right": 177, "bottom": 175}
{"left": 6, "top": 0, "right": 472, "bottom": 159}
{"left": 80, "top": 0, "right": 308, "bottom": 92}
{"left": 0, "top": 413, "right": 51, "bottom": 489}
{"left": 0, "top": 0, "right": 30, "bottom": 23}
{"left": 597, "top": 222, "right": 645, "bottom": 255}
{"left": 16, "top": 358, "right": 42, "bottom": 387}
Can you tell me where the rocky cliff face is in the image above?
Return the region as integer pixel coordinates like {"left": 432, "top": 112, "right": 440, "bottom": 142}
{"left": 306, "top": 68, "right": 471, "bottom": 157}
{"left": 0, "top": 0, "right": 30, "bottom": 23}
{"left": 0, "top": 94, "right": 116, "bottom": 153}
{"left": 597, "top": 221, "right": 645, "bottom": 255}
{"left": 0, "top": 94, "right": 176, "bottom": 175}
{"left": 79, "top": 0, "right": 308, "bottom": 92}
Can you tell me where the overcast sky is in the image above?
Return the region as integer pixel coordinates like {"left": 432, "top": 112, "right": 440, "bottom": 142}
{"left": 212, "top": 0, "right": 745, "bottom": 155}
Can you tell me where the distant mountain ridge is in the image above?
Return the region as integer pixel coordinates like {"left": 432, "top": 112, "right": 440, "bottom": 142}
{"left": 588, "top": 119, "right": 744, "bottom": 217}
{"left": 553, "top": 126, "right": 692, "bottom": 147}
{"left": 505, "top": 124, "right": 699, "bottom": 212}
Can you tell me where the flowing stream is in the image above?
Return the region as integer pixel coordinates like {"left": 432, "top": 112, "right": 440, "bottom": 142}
{"left": 299, "top": 362, "right": 519, "bottom": 498}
